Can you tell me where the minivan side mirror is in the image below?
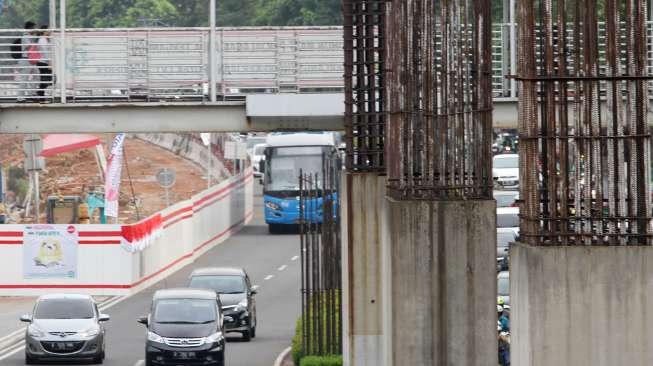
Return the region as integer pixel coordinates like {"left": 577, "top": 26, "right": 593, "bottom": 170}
{"left": 99, "top": 314, "right": 110, "bottom": 322}
{"left": 250, "top": 285, "right": 259, "bottom": 295}
{"left": 20, "top": 314, "right": 32, "bottom": 323}
{"left": 137, "top": 316, "right": 148, "bottom": 326}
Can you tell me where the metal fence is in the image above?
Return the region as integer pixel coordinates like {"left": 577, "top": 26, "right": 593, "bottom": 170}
{"left": 517, "top": 0, "right": 653, "bottom": 245}
{"left": 385, "top": 0, "right": 494, "bottom": 201}
{"left": 298, "top": 154, "right": 342, "bottom": 356}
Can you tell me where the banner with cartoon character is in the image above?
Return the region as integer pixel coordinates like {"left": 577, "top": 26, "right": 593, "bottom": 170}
{"left": 23, "top": 225, "right": 78, "bottom": 279}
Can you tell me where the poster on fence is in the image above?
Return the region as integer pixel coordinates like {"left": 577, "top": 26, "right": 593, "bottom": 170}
{"left": 23, "top": 225, "right": 78, "bottom": 279}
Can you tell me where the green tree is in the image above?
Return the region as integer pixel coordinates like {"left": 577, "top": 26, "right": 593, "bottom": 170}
{"left": 253, "top": 0, "right": 341, "bottom": 26}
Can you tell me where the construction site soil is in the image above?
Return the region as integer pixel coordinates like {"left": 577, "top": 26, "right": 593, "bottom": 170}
{"left": 0, "top": 134, "right": 211, "bottom": 224}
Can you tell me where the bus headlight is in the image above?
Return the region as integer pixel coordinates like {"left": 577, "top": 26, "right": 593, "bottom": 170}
{"left": 265, "top": 202, "right": 281, "bottom": 211}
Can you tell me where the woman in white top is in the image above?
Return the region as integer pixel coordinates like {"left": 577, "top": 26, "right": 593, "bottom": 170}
{"left": 35, "top": 25, "right": 53, "bottom": 99}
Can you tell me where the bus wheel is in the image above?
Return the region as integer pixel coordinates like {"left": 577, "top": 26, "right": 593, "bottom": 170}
{"left": 268, "top": 224, "right": 279, "bottom": 234}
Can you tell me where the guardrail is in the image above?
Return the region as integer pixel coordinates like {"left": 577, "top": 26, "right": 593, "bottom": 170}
{"left": 0, "top": 24, "right": 650, "bottom": 103}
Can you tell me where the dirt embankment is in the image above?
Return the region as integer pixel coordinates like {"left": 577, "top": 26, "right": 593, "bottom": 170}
{"left": 0, "top": 134, "right": 210, "bottom": 223}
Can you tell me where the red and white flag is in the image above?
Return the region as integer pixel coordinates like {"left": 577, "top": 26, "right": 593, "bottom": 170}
{"left": 104, "top": 134, "right": 125, "bottom": 218}
{"left": 120, "top": 214, "right": 163, "bottom": 253}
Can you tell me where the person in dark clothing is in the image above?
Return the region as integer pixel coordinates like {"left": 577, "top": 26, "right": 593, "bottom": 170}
{"left": 13, "top": 21, "right": 37, "bottom": 101}
{"left": 34, "top": 25, "right": 53, "bottom": 99}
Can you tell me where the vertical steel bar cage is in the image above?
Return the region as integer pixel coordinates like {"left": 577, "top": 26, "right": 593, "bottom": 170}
{"left": 298, "top": 152, "right": 343, "bottom": 357}
{"left": 385, "top": 0, "right": 494, "bottom": 200}
{"left": 343, "top": 0, "right": 387, "bottom": 172}
{"left": 517, "top": 0, "right": 653, "bottom": 245}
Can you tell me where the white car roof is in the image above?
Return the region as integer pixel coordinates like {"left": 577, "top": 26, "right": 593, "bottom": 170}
{"left": 38, "top": 294, "right": 93, "bottom": 301}
{"left": 266, "top": 133, "right": 335, "bottom": 148}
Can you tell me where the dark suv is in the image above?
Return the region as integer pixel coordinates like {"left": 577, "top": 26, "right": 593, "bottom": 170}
{"left": 138, "top": 288, "right": 226, "bottom": 366}
{"left": 188, "top": 267, "right": 258, "bottom": 341}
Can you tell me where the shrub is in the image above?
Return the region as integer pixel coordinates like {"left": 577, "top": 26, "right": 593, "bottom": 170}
{"left": 299, "top": 355, "right": 343, "bottom": 366}
{"left": 291, "top": 317, "right": 304, "bottom": 364}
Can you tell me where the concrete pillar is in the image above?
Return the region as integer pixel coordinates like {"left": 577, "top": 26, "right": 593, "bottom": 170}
{"left": 387, "top": 199, "right": 497, "bottom": 366}
{"left": 341, "top": 173, "right": 388, "bottom": 366}
{"left": 511, "top": 242, "right": 653, "bottom": 366}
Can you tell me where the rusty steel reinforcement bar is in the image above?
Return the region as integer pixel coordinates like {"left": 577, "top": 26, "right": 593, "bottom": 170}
{"left": 517, "top": 0, "right": 652, "bottom": 245}
{"left": 384, "top": 0, "right": 494, "bottom": 200}
{"left": 298, "top": 152, "right": 342, "bottom": 357}
{"left": 343, "top": 0, "right": 387, "bottom": 172}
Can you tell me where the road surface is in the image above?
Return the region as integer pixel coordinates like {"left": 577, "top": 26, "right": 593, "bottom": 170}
{"left": 1, "top": 190, "right": 301, "bottom": 366}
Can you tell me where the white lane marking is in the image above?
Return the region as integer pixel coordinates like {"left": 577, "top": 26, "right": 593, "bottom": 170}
{"left": 291, "top": 256, "right": 299, "bottom": 261}
{"left": 278, "top": 265, "right": 288, "bottom": 271}
{"left": 264, "top": 275, "right": 274, "bottom": 281}
{"left": 0, "top": 342, "right": 25, "bottom": 361}
{"left": 134, "top": 360, "right": 145, "bottom": 366}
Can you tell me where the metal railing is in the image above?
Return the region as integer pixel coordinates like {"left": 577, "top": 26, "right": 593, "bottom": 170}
{"left": 0, "top": 23, "right": 651, "bottom": 103}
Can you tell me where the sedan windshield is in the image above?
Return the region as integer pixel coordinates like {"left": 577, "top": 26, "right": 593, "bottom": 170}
{"left": 34, "top": 299, "right": 94, "bottom": 319}
{"left": 189, "top": 275, "right": 247, "bottom": 294}
{"left": 153, "top": 299, "right": 216, "bottom": 324}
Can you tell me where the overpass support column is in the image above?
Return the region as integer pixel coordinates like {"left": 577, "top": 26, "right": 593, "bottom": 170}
{"left": 511, "top": 243, "right": 653, "bottom": 366}
{"left": 386, "top": 200, "right": 496, "bottom": 366}
{"left": 341, "top": 173, "right": 390, "bottom": 366}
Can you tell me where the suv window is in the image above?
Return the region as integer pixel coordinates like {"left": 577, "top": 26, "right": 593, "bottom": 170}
{"left": 189, "top": 275, "right": 247, "bottom": 294}
{"left": 34, "top": 299, "right": 95, "bottom": 319}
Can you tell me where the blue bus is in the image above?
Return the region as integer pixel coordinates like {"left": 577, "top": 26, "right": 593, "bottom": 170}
{"left": 262, "top": 133, "right": 337, "bottom": 233}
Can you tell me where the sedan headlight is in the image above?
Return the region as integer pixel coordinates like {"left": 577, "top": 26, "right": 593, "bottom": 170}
{"left": 205, "top": 331, "right": 224, "bottom": 344}
{"left": 235, "top": 298, "right": 248, "bottom": 313}
{"left": 147, "top": 331, "right": 164, "bottom": 343}
{"left": 27, "top": 325, "right": 45, "bottom": 338}
{"left": 79, "top": 326, "right": 100, "bottom": 338}
{"left": 265, "top": 201, "right": 281, "bottom": 211}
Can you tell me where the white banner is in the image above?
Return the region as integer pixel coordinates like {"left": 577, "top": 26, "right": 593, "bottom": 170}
{"left": 23, "top": 225, "right": 78, "bottom": 279}
{"left": 105, "top": 134, "right": 125, "bottom": 218}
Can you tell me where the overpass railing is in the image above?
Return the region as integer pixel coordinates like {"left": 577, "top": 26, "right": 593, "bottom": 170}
{"left": 0, "top": 24, "right": 650, "bottom": 103}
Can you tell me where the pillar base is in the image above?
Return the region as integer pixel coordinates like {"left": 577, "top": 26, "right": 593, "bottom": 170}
{"left": 387, "top": 199, "right": 497, "bottom": 366}
{"left": 512, "top": 243, "right": 653, "bottom": 366}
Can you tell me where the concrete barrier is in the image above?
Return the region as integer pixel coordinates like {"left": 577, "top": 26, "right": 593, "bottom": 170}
{"left": 0, "top": 169, "right": 254, "bottom": 296}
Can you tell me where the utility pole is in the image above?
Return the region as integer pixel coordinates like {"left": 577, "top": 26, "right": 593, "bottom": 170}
{"left": 209, "top": 0, "right": 217, "bottom": 102}
{"left": 49, "top": 0, "right": 56, "bottom": 28}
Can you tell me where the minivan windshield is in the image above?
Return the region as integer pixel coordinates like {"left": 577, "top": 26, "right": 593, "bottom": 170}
{"left": 189, "top": 275, "right": 247, "bottom": 294}
{"left": 494, "top": 156, "right": 518, "bottom": 169}
{"left": 153, "top": 299, "right": 216, "bottom": 324}
{"left": 34, "top": 299, "right": 95, "bottom": 319}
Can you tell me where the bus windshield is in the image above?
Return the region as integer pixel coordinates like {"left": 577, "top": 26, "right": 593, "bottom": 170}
{"left": 266, "top": 146, "right": 325, "bottom": 192}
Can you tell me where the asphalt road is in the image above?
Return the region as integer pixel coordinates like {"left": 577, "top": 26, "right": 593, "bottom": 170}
{"left": 1, "top": 190, "right": 301, "bottom": 366}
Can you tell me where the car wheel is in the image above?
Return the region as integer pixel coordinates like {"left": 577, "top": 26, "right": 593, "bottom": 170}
{"left": 145, "top": 354, "right": 154, "bottom": 366}
{"left": 250, "top": 324, "right": 256, "bottom": 338}
{"left": 25, "top": 353, "right": 36, "bottom": 365}
{"left": 242, "top": 324, "right": 252, "bottom": 342}
{"left": 217, "top": 349, "right": 225, "bottom": 366}
{"left": 268, "top": 224, "right": 278, "bottom": 234}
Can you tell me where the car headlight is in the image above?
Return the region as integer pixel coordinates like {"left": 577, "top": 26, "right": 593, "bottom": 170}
{"left": 235, "top": 299, "right": 248, "bottom": 312}
{"left": 265, "top": 201, "right": 281, "bottom": 211}
{"left": 205, "top": 331, "right": 224, "bottom": 344}
{"left": 27, "top": 325, "right": 45, "bottom": 338}
{"left": 147, "top": 331, "right": 164, "bottom": 343}
{"left": 79, "top": 326, "right": 100, "bottom": 338}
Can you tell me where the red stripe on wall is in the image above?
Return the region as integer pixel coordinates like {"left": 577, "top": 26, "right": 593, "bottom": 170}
{"left": 0, "top": 210, "right": 253, "bottom": 290}
{"left": 0, "top": 240, "right": 22, "bottom": 245}
{"left": 163, "top": 214, "right": 194, "bottom": 229}
{"left": 0, "top": 232, "right": 23, "bottom": 237}
{"left": 79, "top": 231, "right": 122, "bottom": 237}
{"left": 78, "top": 240, "right": 122, "bottom": 245}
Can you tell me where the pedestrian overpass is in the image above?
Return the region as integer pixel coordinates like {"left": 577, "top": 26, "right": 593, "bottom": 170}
{"left": 0, "top": 26, "right": 526, "bottom": 132}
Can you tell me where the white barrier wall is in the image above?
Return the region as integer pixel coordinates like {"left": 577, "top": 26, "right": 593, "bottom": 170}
{"left": 0, "top": 169, "right": 254, "bottom": 296}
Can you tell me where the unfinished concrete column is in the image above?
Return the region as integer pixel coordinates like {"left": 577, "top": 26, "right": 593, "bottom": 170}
{"left": 513, "top": 0, "right": 653, "bottom": 365}
{"left": 382, "top": 0, "right": 496, "bottom": 365}
{"left": 341, "top": 173, "right": 389, "bottom": 366}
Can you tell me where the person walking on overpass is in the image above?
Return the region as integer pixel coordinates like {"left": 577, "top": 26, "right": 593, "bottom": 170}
{"left": 13, "top": 21, "right": 36, "bottom": 102}
{"left": 33, "top": 25, "right": 53, "bottom": 100}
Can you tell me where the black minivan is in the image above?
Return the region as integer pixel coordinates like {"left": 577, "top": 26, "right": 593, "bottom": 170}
{"left": 138, "top": 288, "right": 225, "bottom": 366}
{"left": 188, "top": 267, "right": 258, "bottom": 341}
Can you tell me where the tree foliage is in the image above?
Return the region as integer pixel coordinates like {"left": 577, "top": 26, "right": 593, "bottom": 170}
{"left": 0, "top": 0, "right": 342, "bottom": 28}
